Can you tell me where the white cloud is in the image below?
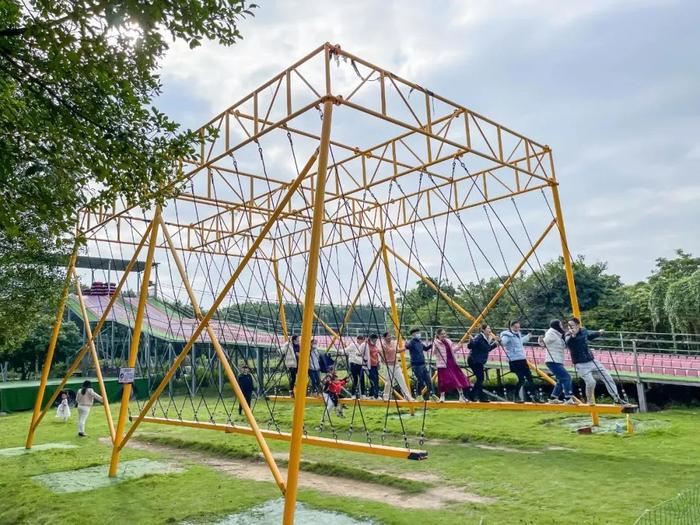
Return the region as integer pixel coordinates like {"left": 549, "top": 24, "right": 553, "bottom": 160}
{"left": 154, "top": 0, "right": 700, "bottom": 285}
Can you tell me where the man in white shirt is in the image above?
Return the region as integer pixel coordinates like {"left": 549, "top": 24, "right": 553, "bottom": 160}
{"left": 345, "top": 335, "right": 368, "bottom": 398}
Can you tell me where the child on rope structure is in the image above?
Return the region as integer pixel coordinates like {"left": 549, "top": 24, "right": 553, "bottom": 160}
{"left": 346, "top": 335, "right": 368, "bottom": 399}
{"left": 500, "top": 320, "right": 539, "bottom": 403}
{"left": 367, "top": 334, "right": 381, "bottom": 399}
{"left": 467, "top": 324, "right": 499, "bottom": 402}
{"left": 380, "top": 332, "right": 414, "bottom": 401}
{"left": 433, "top": 328, "right": 471, "bottom": 402}
{"left": 405, "top": 328, "right": 438, "bottom": 401}
{"left": 565, "top": 317, "right": 623, "bottom": 405}
{"left": 321, "top": 369, "right": 348, "bottom": 423}
{"left": 55, "top": 391, "right": 71, "bottom": 422}
{"left": 280, "top": 334, "right": 300, "bottom": 397}
{"left": 237, "top": 365, "right": 255, "bottom": 415}
{"left": 539, "top": 319, "right": 576, "bottom": 405}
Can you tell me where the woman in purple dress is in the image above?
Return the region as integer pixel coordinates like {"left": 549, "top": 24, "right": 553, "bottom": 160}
{"left": 433, "top": 328, "right": 471, "bottom": 402}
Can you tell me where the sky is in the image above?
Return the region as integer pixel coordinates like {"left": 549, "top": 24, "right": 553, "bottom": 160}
{"left": 154, "top": 0, "right": 700, "bottom": 286}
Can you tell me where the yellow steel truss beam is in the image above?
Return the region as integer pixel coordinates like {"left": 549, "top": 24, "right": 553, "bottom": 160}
{"left": 385, "top": 245, "right": 476, "bottom": 322}
{"left": 116, "top": 147, "right": 322, "bottom": 459}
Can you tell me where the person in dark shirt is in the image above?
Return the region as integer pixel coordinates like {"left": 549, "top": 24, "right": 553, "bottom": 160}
{"left": 237, "top": 365, "right": 255, "bottom": 415}
{"left": 467, "top": 323, "right": 499, "bottom": 402}
{"left": 565, "top": 317, "right": 622, "bottom": 405}
{"left": 405, "top": 328, "right": 436, "bottom": 400}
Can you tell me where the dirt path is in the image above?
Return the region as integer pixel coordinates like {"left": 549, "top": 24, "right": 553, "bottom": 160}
{"left": 112, "top": 437, "right": 494, "bottom": 509}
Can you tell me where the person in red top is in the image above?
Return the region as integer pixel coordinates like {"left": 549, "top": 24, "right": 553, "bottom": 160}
{"left": 367, "top": 334, "right": 381, "bottom": 399}
{"left": 320, "top": 369, "right": 348, "bottom": 424}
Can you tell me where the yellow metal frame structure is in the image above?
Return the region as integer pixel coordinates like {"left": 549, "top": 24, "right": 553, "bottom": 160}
{"left": 26, "top": 43, "right": 587, "bottom": 524}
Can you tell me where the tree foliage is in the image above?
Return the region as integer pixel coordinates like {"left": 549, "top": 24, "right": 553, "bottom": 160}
{"left": 0, "top": 0, "right": 255, "bottom": 245}
{"left": 0, "top": 0, "right": 254, "bottom": 362}
{"left": 0, "top": 313, "right": 82, "bottom": 380}
{"left": 648, "top": 250, "right": 700, "bottom": 331}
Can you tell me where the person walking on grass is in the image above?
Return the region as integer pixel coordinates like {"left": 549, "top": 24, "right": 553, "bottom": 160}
{"left": 467, "top": 324, "right": 499, "bottom": 402}
{"left": 76, "top": 380, "right": 103, "bottom": 437}
{"left": 237, "top": 365, "right": 255, "bottom": 415}
{"left": 406, "top": 328, "right": 437, "bottom": 401}
{"left": 433, "top": 328, "right": 471, "bottom": 402}
{"left": 380, "top": 332, "right": 413, "bottom": 401}
{"left": 500, "top": 320, "right": 538, "bottom": 403}
{"left": 539, "top": 320, "right": 576, "bottom": 405}
{"left": 565, "top": 317, "right": 623, "bottom": 405}
{"left": 281, "top": 334, "right": 300, "bottom": 397}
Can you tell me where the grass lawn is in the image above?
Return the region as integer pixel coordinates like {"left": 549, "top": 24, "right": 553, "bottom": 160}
{"left": 1, "top": 399, "right": 699, "bottom": 524}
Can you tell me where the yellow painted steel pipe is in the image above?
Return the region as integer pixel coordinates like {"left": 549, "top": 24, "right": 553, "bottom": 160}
{"left": 136, "top": 416, "right": 427, "bottom": 460}
{"left": 379, "top": 233, "right": 413, "bottom": 393}
{"left": 269, "top": 395, "right": 636, "bottom": 416}
{"left": 109, "top": 207, "right": 161, "bottom": 477}
{"left": 25, "top": 243, "right": 79, "bottom": 449}
{"left": 159, "top": 217, "right": 286, "bottom": 493}
{"left": 118, "top": 147, "right": 321, "bottom": 455}
{"left": 458, "top": 219, "right": 557, "bottom": 344}
{"left": 548, "top": 154, "right": 581, "bottom": 319}
{"left": 284, "top": 99, "right": 333, "bottom": 525}
{"left": 386, "top": 246, "right": 475, "bottom": 322}
{"left": 25, "top": 222, "right": 154, "bottom": 439}
{"left": 73, "top": 273, "right": 116, "bottom": 442}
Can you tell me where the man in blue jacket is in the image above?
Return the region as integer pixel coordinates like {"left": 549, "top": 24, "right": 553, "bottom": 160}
{"left": 500, "top": 320, "right": 538, "bottom": 403}
{"left": 405, "top": 328, "right": 436, "bottom": 401}
{"left": 565, "top": 317, "right": 622, "bottom": 405}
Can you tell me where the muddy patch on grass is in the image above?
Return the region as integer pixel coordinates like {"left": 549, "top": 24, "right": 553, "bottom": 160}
{"left": 121, "top": 437, "right": 494, "bottom": 508}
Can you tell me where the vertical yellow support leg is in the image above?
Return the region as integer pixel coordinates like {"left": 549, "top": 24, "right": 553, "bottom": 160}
{"left": 109, "top": 208, "right": 161, "bottom": 477}
{"left": 548, "top": 156, "right": 580, "bottom": 319}
{"left": 591, "top": 410, "right": 600, "bottom": 427}
{"left": 283, "top": 99, "right": 333, "bottom": 525}
{"left": 626, "top": 414, "right": 634, "bottom": 434}
{"left": 379, "top": 232, "right": 412, "bottom": 396}
{"left": 74, "top": 273, "right": 116, "bottom": 442}
{"left": 25, "top": 243, "right": 79, "bottom": 449}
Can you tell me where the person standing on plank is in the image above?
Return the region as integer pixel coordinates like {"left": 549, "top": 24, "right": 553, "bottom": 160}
{"left": 346, "top": 335, "right": 368, "bottom": 398}
{"left": 367, "top": 334, "right": 381, "bottom": 399}
{"left": 237, "top": 364, "right": 255, "bottom": 415}
{"left": 281, "top": 334, "right": 300, "bottom": 397}
{"left": 500, "top": 320, "right": 537, "bottom": 403}
{"left": 76, "top": 380, "right": 103, "bottom": 437}
{"left": 467, "top": 324, "right": 499, "bottom": 402}
{"left": 565, "top": 317, "right": 623, "bottom": 405}
{"left": 433, "top": 328, "right": 470, "bottom": 402}
{"left": 308, "top": 338, "right": 322, "bottom": 395}
{"left": 405, "top": 328, "right": 437, "bottom": 401}
{"left": 380, "top": 332, "right": 414, "bottom": 401}
{"left": 539, "top": 319, "right": 576, "bottom": 405}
